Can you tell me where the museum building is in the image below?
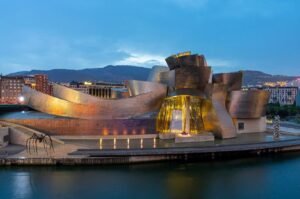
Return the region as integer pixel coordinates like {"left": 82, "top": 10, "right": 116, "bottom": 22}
{"left": 2, "top": 52, "right": 270, "bottom": 141}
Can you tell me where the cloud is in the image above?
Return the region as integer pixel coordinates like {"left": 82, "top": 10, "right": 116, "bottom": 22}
{"left": 207, "top": 58, "right": 235, "bottom": 68}
{"left": 207, "top": 58, "right": 242, "bottom": 73}
{"left": 0, "top": 32, "right": 124, "bottom": 74}
{"left": 114, "top": 48, "right": 238, "bottom": 70}
{"left": 114, "top": 49, "right": 166, "bottom": 67}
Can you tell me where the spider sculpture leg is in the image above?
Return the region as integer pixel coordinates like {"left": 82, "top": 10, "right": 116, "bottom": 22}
{"left": 34, "top": 138, "right": 39, "bottom": 154}
{"left": 32, "top": 134, "right": 39, "bottom": 154}
{"left": 39, "top": 134, "right": 47, "bottom": 154}
{"left": 47, "top": 135, "right": 55, "bottom": 152}
{"left": 29, "top": 137, "right": 34, "bottom": 154}
{"left": 26, "top": 137, "right": 31, "bottom": 154}
{"left": 43, "top": 138, "right": 48, "bottom": 155}
{"left": 26, "top": 133, "right": 39, "bottom": 154}
{"left": 26, "top": 135, "right": 35, "bottom": 154}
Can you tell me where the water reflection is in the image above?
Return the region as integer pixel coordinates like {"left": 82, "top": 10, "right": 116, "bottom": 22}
{"left": 12, "top": 172, "right": 32, "bottom": 199}
{"left": 1, "top": 153, "right": 300, "bottom": 199}
{"left": 166, "top": 172, "right": 198, "bottom": 199}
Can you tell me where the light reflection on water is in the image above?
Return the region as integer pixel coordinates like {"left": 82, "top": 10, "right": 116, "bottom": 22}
{"left": 12, "top": 172, "right": 32, "bottom": 199}
{"left": 1, "top": 153, "right": 300, "bottom": 199}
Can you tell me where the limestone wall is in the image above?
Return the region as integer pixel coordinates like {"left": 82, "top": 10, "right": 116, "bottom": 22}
{"left": 0, "top": 127, "right": 9, "bottom": 147}
{"left": 8, "top": 127, "right": 29, "bottom": 145}
{"left": 234, "top": 117, "right": 267, "bottom": 134}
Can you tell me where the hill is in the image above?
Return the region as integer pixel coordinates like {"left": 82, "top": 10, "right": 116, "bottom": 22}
{"left": 242, "top": 70, "right": 298, "bottom": 86}
{"left": 8, "top": 65, "right": 151, "bottom": 83}
{"left": 8, "top": 66, "right": 299, "bottom": 85}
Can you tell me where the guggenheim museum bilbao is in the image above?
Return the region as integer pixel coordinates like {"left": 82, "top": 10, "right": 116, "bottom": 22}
{"left": 5, "top": 52, "right": 270, "bottom": 141}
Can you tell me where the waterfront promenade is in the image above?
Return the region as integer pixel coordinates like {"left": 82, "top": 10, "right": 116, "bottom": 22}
{"left": 1, "top": 129, "right": 300, "bottom": 165}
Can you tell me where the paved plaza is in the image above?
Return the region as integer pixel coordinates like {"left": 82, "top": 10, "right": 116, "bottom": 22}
{"left": 0, "top": 131, "right": 300, "bottom": 159}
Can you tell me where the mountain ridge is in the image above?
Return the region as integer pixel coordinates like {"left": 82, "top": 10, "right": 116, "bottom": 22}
{"left": 8, "top": 65, "right": 299, "bottom": 85}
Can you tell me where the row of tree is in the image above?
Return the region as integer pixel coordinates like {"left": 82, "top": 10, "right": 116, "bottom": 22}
{"left": 266, "top": 103, "right": 300, "bottom": 118}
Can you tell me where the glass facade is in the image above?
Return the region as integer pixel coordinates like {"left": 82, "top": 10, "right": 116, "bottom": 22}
{"left": 156, "top": 95, "right": 211, "bottom": 134}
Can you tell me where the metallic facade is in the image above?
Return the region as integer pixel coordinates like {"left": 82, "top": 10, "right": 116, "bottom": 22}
{"left": 228, "top": 90, "right": 270, "bottom": 119}
{"left": 165, "top": 53, "right": 207, "bottom": 70}
{"left": 211, "top": 84, "right": 237, "bottom": 138}
{"left": 147, "top": 66, "right": 169, "bottom": 83}
{"left": 156, "top": 52, "right": 270, "bottom": 139}
{"left": 175, "top": 66, "right": 211, "bottom": 91}
{"left": 53, "top": 83, "right": 100, "bottom": 104}
{"left": 160, "top": 70, "right": 175, "bottom": 88}
{"left": 22, "top": 81, "right": 167, "bottom": 119}
{"left": 17, "top": 51, "right": 270, "bottom": 140}
{"left": 212, "top": 72, "right": 243, "bottom": 91}
{"left": 147, "top": 66, "right": 176, "bottom": 90}
{"left": 126, "top": 80, "right": 167, "bottom": 97}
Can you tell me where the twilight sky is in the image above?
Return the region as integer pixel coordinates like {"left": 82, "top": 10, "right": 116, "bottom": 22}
{"left": 0, "top": 0, "right": 299, "bottom": 75}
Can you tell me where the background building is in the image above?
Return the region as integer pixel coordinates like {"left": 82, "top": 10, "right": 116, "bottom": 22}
{"left": 0, "top": 76, "right": 24, "bottom": 104}
{"left": 34, "top": 74, "right": 52, "bottom": 95}
{"left": 0, "top": 74, "right": 54, "bottom": 104}
{"left": 67, "top": 81, "right": 127, "bottom": 99}
{"left": 246, "top": 86, "right": 299, "bottom": 105}
{"left": 296, "top": 91, "right": 300, "bottom": 107}
{"left": 288, "top": 78, "right": 300, "bottom": 87}
{"left": 264, "top": 87, "right": 298, "bottom": 105}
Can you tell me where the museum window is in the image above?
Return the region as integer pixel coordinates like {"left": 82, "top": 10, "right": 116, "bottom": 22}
{"left": 238, "top": 122, "right": 244, "bottom": 130}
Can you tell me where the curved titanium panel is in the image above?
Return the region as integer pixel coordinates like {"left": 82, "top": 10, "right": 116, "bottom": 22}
{"left": 212, "top": 72, "right": 243, "bottom": 91}
{"left": 166, "top": 54, "right": 207, "bottom": 70}
{"left": 211, "top": 84, "right": 237, "bottom": 138}
{"left": 175, "top": 66, "right": 211, "bottom": 91}
{"left": 53, "top": 83, "right": 100, "bottom": 104}
{"left": 228, "top": 90, "right": 270, "bottom": 119}
{"left": 22, "top": 84, "right": 167, "bottom": 119}
{"left": 160, "top": 70, "right": 175, "bottom": 88}
{"left": 177, "top": 54, "right": 207, "bottom": 67}
{"left": 147, "top": 66, "right": 169, "bottom": 83}
{"left": 126, "top": 80, "right": 167, "bottom": 97}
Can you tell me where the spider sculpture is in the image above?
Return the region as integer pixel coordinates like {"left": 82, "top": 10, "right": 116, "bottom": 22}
{"left": 26, "top": 133, "right": 54, "bottom": 154}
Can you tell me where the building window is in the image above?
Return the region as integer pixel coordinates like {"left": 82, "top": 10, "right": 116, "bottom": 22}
{"left": 238, "top": 122, "right": 244, "bottom": 130}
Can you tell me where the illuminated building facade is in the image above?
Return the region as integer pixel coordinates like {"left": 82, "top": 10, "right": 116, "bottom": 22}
{"left": 5, "top": 52, "right": 270, "bottom": 141}
{"left": 0, "top": 76, "right": 24, "bottom": 104}
{"left": 34, "top": 74, "right": 52, "bottom": 95}
{"left": 264, "top": 87, "right": 298, "bottom": 105}
{"left": 68, "top": 81, "right": 127, "bottom": 99}
{"left": 288, "top": 78, "right": 300, "bottom": 87}
{"left": 152, "top": 52, "right": 270, "bottom": 139}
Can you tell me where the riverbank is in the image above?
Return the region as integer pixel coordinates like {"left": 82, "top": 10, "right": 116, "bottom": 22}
{"left": 1, "top": 133, "right": 300, "bottom": 166}
{"left": 1, "top": 118, "right": 300, "bottom": 166}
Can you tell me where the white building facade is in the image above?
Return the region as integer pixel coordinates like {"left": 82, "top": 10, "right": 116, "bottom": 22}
{"left": 264, "top": 87, "right": 298, "bottom": 105}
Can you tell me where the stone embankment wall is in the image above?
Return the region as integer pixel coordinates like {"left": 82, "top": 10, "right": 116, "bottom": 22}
{"left": 4, "top": 118, "right": 156, "bottom": 135}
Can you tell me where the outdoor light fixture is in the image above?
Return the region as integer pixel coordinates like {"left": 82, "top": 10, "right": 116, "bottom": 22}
{"left": 18, "top": 96, "right": 25, "bottom": 103}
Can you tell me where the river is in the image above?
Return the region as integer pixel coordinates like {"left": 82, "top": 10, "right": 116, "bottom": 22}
{"left": 1, "top": 153, "right": 300, "bottom": 199}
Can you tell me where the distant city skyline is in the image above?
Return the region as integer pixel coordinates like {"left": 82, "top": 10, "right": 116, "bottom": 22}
{"left": 0, "top": 0, "right": 299, "bottom": 75}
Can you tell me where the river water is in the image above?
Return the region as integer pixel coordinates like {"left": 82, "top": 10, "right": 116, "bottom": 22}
{"left": 1, "top": 153, "right": 300, "bottom": 199}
